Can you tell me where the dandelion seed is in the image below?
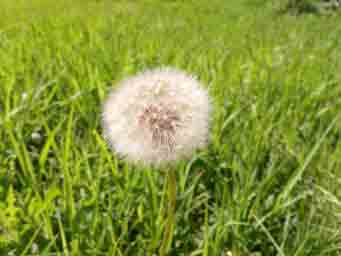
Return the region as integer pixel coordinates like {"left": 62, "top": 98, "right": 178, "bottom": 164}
{"left": 31, "top": 132, "right": 42, "bottom": 142}
{"left": 31, "top": 243, "right": 39, "bottom": 254}
{"left": 102, "top": 67, "right": 212, "bottom": 166}
{"left": 21, "top": 92, "right": 28, "bottom": 100}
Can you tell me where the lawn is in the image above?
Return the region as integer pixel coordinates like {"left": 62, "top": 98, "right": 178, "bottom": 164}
{"left": 0, "top": 0, "right": 341, "bottom": 255}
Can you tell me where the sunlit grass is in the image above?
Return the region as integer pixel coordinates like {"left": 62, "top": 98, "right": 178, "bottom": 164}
{"left": 0, "top": 0, "right": 341, "bottom": 255}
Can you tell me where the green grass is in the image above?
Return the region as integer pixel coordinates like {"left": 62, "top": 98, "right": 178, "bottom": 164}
{"left": 0, "top": 0, "right": 341, "bottom": 255}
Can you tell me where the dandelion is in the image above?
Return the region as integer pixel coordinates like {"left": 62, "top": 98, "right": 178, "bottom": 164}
{"left": 102, "top": 67, "right": 211, "bottom": 166}
{"left": 102, "top": 67, "right": 212, "bottom": 255}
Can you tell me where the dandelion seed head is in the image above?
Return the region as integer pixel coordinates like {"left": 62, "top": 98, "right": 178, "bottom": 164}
{"left": 102, "top": 67, "right": 212, "bottom": 166}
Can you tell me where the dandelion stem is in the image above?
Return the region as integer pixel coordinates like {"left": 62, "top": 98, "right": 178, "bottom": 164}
{"left": 159, "top": 169, "right": 177, "bottom": 256}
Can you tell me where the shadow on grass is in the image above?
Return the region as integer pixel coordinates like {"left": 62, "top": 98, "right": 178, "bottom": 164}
{"left": 278, "top": 1, "right": 321, "bottom": 15}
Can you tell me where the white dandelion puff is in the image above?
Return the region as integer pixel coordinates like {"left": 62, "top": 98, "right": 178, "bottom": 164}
{"left": 102, "top": 67, "right": 212, "bottom": 166}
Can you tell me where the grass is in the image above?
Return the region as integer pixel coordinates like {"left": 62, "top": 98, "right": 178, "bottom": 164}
{"left": 0, "top": 0, "right": 341, "bottom": 255}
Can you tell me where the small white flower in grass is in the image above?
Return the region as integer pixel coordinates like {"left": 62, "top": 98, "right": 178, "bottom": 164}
{"left": 102, "top": 67, "right": 211, "bottom": 166}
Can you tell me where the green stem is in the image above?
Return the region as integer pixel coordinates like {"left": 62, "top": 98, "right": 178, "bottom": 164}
{"left": 159, "top": 169, "right": 177, "bottom": 256}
